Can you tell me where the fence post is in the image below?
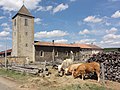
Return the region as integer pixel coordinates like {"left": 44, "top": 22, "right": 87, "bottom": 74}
{"left": 52, "top": 40, "right": 55, "bottom": 63}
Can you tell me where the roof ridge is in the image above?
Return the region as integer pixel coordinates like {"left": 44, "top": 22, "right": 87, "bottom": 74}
{"left": 18, "top": 5, "right": 33, "bottom": 16}
{"left": 12, "top": 5, "right": 34, "bottom": 19}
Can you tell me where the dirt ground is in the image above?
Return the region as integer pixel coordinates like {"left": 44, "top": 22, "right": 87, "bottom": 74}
{"left": 19, "top": 66, "right": 120, "bottom": 90}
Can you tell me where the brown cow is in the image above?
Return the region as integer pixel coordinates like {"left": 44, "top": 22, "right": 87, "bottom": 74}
{"left": 73, "top": 62, "right": 100, "bottom": 82}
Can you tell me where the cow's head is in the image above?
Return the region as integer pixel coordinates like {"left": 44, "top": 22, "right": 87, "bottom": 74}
{"left": 73, "top": 69, "right": 78, "bottom": 78}
{"left": 58, "top": 65, "right": 62, "bottom": 73}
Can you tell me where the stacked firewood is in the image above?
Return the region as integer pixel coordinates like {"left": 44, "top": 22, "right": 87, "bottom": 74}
{"left": 87, "top": 51, "right": 120, "bottom": 82}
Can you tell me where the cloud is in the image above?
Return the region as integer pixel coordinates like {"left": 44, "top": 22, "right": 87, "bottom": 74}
{"left": 70, "top": 0, "right": 76, "bottom": 2}
{"left": 75, "top": 39, "right": 96, "bottom": 44}
{"left": 84, "top": 16, "right": 103, "bottom": 23}
{"left": 111, "top": 41, "right": 120, "bottom": 45}
{"left": 0, "top": 0, "right": 41, "bottom": 12}
{"left": 37, "top": 6, "right": 53, "bottom": 11}
{"left": 37, "top": 3, "right": 68, "bottom": 13}
{"left": 97, "top": 28, "right": 120, "bottom": 48}
{"left": 24, "top": 0, "right": 41, "bottom": 10}
{"left": 0, "top": 0, "right": 22, "bottom": 12}
{"left": 46, "top": 6, "right": 53, "bottom": 11}
{"left": 0, "top": 44, "right": 5, "bottom": 50}
{"left": 1, "top": 23, "right": 11, "bottom": 31}
{"left": 111, "top": 10, "right": 120, "bottom": 18}
{"left": 34, "top": 30, "right": 69, "bottom": 39}
{"left": 108, "top": 0, "right": 120, "bottom": 2}
{"left": 106, "top": 27, "right": 118, "bottom": 34}
{"left": 54, "top": 39, "right": 68, "bottom": 43}
{"left": 3, "top": 27, "right": 11, "bottom": 31}
{"left": 1, "top": 23, "right": 9, "bottom": 27}
{"left": 79, "top": 29, "right": 90, "bottom": 35}
{"left": 0, "top": 16, "right": 5, "bottom": 19}
{"left": 34, "top": 18, "right": 42, "bottom": 24}
{"left": 98, "top": 39, "right": 120, "bottom": 48}
{"left": 0, "top": 31, "right": 10, "bottom": 37}
{"left": 53, "top": 3, "right": 69, "bottom": 14}
{"left": 105, "top": 22, "right": 111, "bottom": 26}
{"left": 79, "top": 29, "right": 103, "bottom": 36}
{"left": 103, "top": 34, "right": 120, "bottom": 41}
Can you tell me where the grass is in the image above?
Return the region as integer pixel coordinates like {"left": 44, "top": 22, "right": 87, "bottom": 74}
{"left": 0, "top": 68, "right": 32, "bottom": 82}
{"left": 57, "top": 83, "right": 112, "bottom": 90}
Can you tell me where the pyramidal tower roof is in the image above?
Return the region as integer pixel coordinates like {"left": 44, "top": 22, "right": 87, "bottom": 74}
{"left": 12, "top": 5, "right": 34, "bottom": 19}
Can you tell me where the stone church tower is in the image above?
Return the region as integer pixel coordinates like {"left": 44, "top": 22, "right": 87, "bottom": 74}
{"left": 12, "top": 5, "right": 35, "bottom": 62}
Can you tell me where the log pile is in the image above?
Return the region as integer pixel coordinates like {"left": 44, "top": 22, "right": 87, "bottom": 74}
{"left": 8, "top": 65, "right": 51, "bottom": 77}
{"left": 87, "top": 51, "right": 120, "bottom": 82}
{"left": 8, "top": 65, "right": 40, "bottom": 75}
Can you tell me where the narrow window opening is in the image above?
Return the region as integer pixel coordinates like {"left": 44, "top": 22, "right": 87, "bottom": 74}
{"left": 25, "top": 19, "right": 28, "bottom": 26}
{"left": 25, "top": 43, "right": 28, "bottom": 47}
{"left": 14, "top": 19, "right": 16, "bottom": 26}
{"left": 40, "top": 51, "right": 44, "bottom": 57}
{"left": 25, "top": 32, "right": 28, "bottom": 36}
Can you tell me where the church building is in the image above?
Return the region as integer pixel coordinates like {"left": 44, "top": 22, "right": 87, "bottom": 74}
{"left": 0, "top": 5, "right": 103, "bottom": 63}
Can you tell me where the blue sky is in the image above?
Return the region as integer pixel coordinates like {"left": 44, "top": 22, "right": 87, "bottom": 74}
{"left": 0, "top": 0, "right": 120, "bottom": 51}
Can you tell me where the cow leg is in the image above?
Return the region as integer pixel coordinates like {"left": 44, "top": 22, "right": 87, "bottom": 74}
{"left": 96, "top": 71, "right": 100, "bottom": 82}
{"left": 81, "top": 74, "right": 84, "bottom": 80}
{"left": 62, "top": 70, "right": 64, "bottom": 76}
{"left": 72, "top": 70, "right": 74, "bottom": 77}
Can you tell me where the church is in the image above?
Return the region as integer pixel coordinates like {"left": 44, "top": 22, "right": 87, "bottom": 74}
{"left": 0, "top": 5, "right": 103, "bottom": 63}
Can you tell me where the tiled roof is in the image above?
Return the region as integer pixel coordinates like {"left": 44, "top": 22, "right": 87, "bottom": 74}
{"left": 87, "top": 44, "right": 102, "bottom": 49}
{"left": 34, "top": 41, "right": 102, "bottom": 49}
{"left": 34, "top": 41, "right": 77, "bottom": 47}
{"left": 73, "top": 44, "right": 91, "bottom": 48}
{"left": 12, "top": 5, "right": 34, "bottom": 19}
{"left": 0, "top": 49, "right": 12, "bottom": 55}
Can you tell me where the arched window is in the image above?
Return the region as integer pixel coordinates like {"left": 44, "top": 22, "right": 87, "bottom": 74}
{"left": 39, "top": 50, "right": 44, "bottom": 57}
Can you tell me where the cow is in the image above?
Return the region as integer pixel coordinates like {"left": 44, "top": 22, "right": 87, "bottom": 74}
{"left": 58, "top": 51, "right": 74, "bottom": 75}
{"left": 65, "top": 63, "right": 83, "bottom": 76}
{"left": 73, "top": 62, "right": 100, "bottom": 82}
{"left": 58, "top": 59, "right": 73, "bottom": 73}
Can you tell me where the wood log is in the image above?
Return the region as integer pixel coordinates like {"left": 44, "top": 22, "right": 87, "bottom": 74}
{"left": 87, "top": 51, "right": 120, "bottom": 82}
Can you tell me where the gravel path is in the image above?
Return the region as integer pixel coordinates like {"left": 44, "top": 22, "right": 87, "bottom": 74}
{"left": 0, "top": 76, "right": 21, "bottom": 90}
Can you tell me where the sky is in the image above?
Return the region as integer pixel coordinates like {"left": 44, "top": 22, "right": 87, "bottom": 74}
{"left": 0, "top": 0, "right": 120, "bottom": 51}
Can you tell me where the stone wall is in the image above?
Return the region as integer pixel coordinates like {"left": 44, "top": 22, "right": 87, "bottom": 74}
{"left": 35, "top": 46, "right": 85, "bottom": 62}
{"left": 0, "top": 56, "right": 27, "bottom": 66}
